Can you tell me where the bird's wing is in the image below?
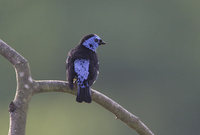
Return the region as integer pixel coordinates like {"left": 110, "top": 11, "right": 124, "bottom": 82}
{"left": 74, "top": 59, "right": 90, "bottom": 83}
{"left": 88, "top": 53, "right": 99, "bottom": 86}
{"left": 66, "top": 52, "right": 76, "bottom": 89}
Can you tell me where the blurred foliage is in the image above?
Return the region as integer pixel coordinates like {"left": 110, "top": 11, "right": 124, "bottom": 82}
{"left": 0, "top": 0, "right": 200, "bottom": 135}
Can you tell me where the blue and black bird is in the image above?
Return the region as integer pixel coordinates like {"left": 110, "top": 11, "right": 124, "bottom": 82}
{"left": 66, "top": 34, "right": 106, "bottom": 103}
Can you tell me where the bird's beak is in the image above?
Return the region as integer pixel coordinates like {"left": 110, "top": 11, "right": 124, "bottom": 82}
{"left": 100, "top": 41, "right": 106, "bottom": 45}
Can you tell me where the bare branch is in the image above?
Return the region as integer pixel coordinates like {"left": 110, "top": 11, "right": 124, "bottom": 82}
{"left": 0, "top": 40, "right": 27, "bottom": 65}
{"left": 35, "top": 80, "right": 154, "bottom": 135}
{"left": 0, "top": 39, "right": 33, "bottom": 135}
{"left": 0, "top": 39, "right": 154, "bottom": 135}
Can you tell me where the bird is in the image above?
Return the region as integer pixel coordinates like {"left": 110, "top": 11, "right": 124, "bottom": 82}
{"left": 66, "top": 34, "right": 106, "bottom": 103}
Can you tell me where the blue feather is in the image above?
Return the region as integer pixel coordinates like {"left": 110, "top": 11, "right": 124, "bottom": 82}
{"left": 74, "top": 59, "right": 90, "bottom": 88}
{"left": 82, "top": 35, "right": 101, "bottom": 52}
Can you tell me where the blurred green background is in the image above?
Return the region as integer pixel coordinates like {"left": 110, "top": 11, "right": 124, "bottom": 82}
{"left": 0, "top": 0, "right": 200, "bottom": 135}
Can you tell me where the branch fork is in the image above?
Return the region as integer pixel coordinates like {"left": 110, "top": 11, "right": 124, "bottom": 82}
{"left": 0, "top": 39, "right": 154, "bottom": 135}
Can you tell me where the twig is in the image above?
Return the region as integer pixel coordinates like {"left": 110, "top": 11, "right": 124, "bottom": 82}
{"left": 0, "top": 39, "right": 154, "bottom": 135}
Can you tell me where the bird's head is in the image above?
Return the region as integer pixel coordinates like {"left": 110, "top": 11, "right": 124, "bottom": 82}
{"left": 80, "top": 34, "right": 106, "bottom": 52}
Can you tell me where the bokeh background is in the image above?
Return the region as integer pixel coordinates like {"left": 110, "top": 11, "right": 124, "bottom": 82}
{"left": 0, "top": 0, "right": 200, "bottom": 135}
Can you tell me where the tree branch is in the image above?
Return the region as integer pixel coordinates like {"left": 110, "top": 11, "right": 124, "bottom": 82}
{"left": 0, "top": 40, "right": 33, "bottom": 135}
{"left": 0, "top": 39, "right": 154, "bottom": 135}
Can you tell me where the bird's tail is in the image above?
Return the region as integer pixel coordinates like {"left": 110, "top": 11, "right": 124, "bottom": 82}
{"left": 76, "top": 85, "right": 91, "bottom": 103}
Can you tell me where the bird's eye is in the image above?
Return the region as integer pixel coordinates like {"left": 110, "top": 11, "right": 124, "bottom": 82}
{"left": 99, "top": 39, "right": 102, "bottom": 43}
{"left": 89, "top": 44, "right": 93, "bottom": 48}
{"left": 94, "top": 38, "right": 98, "bottom": 42}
